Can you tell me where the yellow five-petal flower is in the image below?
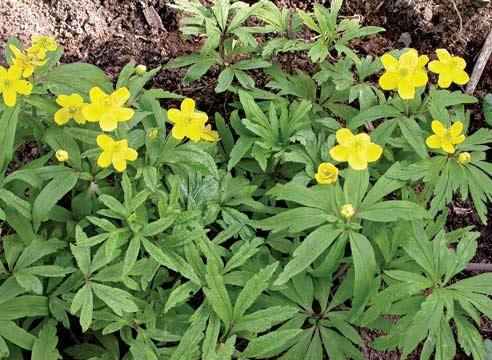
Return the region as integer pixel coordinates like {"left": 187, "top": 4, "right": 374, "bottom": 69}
{"left": 9, "top": 44, "right": 47, "bottom": 78}
{"left": 329, "top": 129, "right": 383, "bottom": 171}
{"left": 167, "top": 98, "right": 210, "bottom": 142}
{"left": 379, "top": 49, "right": 429, "bottom": 100}
{"left": 425, "top": 120, "right": 465, "bottom": 154}
{"left": 428, "top": 49, "right": 469, "bottom": 88}
{"left": 0, "top": 65, "right": 33, "bottom": 107}
{"left": 315, "top": 163, "right": 339, "bottom": 184}
{"left": 27, "top": 35, "right": 58, "bottom": 59}
{"left": 96, "top": 134, "right": 138, "bottom": 172}
{"left": 82, "top": 87, "right": 134, "bottom": 132}
{"left": 54, "top": 93, "right": 87, "bottom": 125}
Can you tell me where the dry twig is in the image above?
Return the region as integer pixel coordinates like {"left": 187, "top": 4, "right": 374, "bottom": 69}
{"left": 466, "top": 28, "right": 492, "bottom": 94}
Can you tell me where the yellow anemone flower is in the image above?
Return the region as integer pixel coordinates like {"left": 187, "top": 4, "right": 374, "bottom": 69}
{"left": 200, "top": 124, "right": 220, "bottom": 142}
{"left": 379, "top": 49, "right": 429, "bottom": 100}
{"left": 315, "top": 163, "right": 338, "bottom": 184}
{"left": 0, "top": 65, "right": 33, "bottom": 107}
{"left": 329, "top": 129, "right": 383, "bottom": 170}
{"left": 82, "top": 87, "right": 134, "bottom": 132}
{"left": 9, "top": 45, "right": 47, "bottom": 78}
{"left": 426, "top": 120, "right": 465, "bottom": 154}
{"left": 27, "top": 35, "right": 58, "bottom": 59}
{"left": 458, "top": 152, "right": 471, "bottom": 165}
{"left": 341, "top": 204, "right": 355, "bottom": 219}
{"left": 428, "top": 49, "right": 469, "bottom": 88}
{"left": 54, "top": 93, "right": 87, "bottom": 125}
{"left": 167, "top": 98, "right": 209, "bottom": 142}
{"left": 55, "top": 150, "right": 69, "bottom": 162}
{"left": 96, "top": 134, "right": 138, "bottom": 172}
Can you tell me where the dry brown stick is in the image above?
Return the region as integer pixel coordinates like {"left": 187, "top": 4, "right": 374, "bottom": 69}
{"left": 465, "top": 262, "right": 492, "bottom": 272}
{"left": 466, "top": 28, "right": 492, "bottom": 95}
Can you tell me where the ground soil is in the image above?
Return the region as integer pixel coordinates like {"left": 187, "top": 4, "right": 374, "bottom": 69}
{"left": 1, "top": 0, "right": 492, "bottom": 358}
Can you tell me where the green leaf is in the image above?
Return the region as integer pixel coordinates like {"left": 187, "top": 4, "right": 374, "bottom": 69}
{"left": 357, "top": 200, "right": 429, "bottom": 222}
{"left": 204, "top": 264, "right": 233, "bottom": 326}
{"left": 32, "top": 171, "right": 79, "bottom": 231}
{"left": 183, "top": 59, "right": 216, "bottom": 85}
{"left": 484, "top": 94, "right": 492, "bottom": 127}
{"left": 45, "top": 63, "right": 113, "bottom": 95}
{"left": 91, "top": 282, "right": 138, "bottom": 316}
{"left": 0, "top": 295, "right": 48, "bottom": 320}
{"left": 170, "top": 321, "right": 206, "bottom": 360}
{"left": 224, "top": 237, "right": 263, "bottom": 273}
{"left": 215, "top": 67, "right": 234, "bottom": 93}
{"left": 70, "top": 284, "right": 93, "bottom": 332}
{"left": 165, "top": 281, "right": 201, "bottom": 313}
{"left": 31, "top": 322, "right": 60, "bottom": 360}
{"left": 233, "top": 262, "right": 278, "bottom": 321}
{"left": 348, "top": 104, "right": 401, "bottom": 129}
{"left": 227, "top": 136, "right": 254, "bottom": 170}
{"left": 454, "top": 314, "right": 485, "bottom": 360}
{"left": 399, "top": 117, "right": 428, "bottom": 159}
{"left": 242, "top": 329, "right": 302, "bottom": 358}
{"left": 234, "top": 69, "right": 255, "bottom": 89}
{"left": 0, "top": 102, "right": 20, "bottom": 174}
{"left": 344, "top": 168, "right": 369, "bottom": 207}
{"left": 0, "top": 320, "right": 36, "bottom": 350}
{"left": 44, "top": 126, "right": 81, "bottom": 168}
{"left": 274, "top": 225, "right": 343, "bottom": 285}
{"left": 234, "top": 306, "right": 299, "bottom": 333}
{"left": 349, "top": 231, "right": 376, "bottom": 312}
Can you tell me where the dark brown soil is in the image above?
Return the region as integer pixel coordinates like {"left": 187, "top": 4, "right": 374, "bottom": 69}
{"left": 1, "top": 0, "right": 491, "bottom": 359}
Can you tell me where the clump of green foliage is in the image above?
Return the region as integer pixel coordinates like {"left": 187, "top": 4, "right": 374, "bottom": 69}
{"left": 1, "top": 1, "right": 492, "bottom": 359}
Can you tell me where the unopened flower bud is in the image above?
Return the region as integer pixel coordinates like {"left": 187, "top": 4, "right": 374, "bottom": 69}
{"left": 458, "top": 152, "right": 471, "bottom": 165}
{"left": 55, "top": 149, "right": 68, "bottom": 162}
{"left": 149, "top": 129, "right": 158, "bottom": 139}
{"left": 135, "top": 64, "right": 147, "bottom": 75}
{"left": 340, "top": 204, "right": 355, "bottom": 219}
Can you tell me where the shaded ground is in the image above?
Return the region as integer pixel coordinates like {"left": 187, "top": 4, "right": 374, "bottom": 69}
{"left": 1, "top": 0, "right": 492, "bottom": 358}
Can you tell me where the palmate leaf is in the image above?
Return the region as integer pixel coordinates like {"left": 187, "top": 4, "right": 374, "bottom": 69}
{"left": 31, "top": 322, "right": 61, "bottom": 360}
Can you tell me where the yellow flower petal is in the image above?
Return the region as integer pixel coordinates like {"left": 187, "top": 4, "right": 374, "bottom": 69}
{"left": 181, "top": 98, "right": 195, "bottom": 117}
{"left": 428, "top": 60, "right": 443, "bottom": 74}
{"left": 22, "top": 67, "right": 34, "bottom": 78}
{"left": 348, "top": 153, "right": 368, "bottom": 170}
{"left": 124, "top": 148, "right": 138, "bottom": 161}
{"left": 82, "top": 104, "right": 103, "bottom": 122}
{"left": 354, "top": 133, "right": 371, "bottom": 146}
{"left": 381, "top": 54, "right": 399, "bottom": 71}
{"left": 436, "top": 49, "right": 451, "bottom": 62}
{"left": 399, "top": 50, "right": 418, "bottom": 69}
{"left": 111, "top": 87, "right": 130, "bottom": 107}
{"left": 109, "top": 107, "right": 134, "bottom": 122}
{"left": 452, "top": 56, "right": 466, "bottom": 70}
{"left": 172, "top": 123, "right": 186, "bottom": 140}
{"left": 437, "top": 73, "right": 453, "bottom": 88}
{"left": 167, "top": 109, "right": 183, "bottom": 124}
{"left": 56, "top": 95, "right": 71, "bottom": 107}
{"left": 442, "top": 141, "right": 455, "bottom": 153}
{"left": 452, "top": 134, "right": 465, "bottom": 145}
{"left": 431, "top": 120, "right": 447, "bottom": 136}
{"left": 3, "top": 89, "right": 16, "bottom": 107}
{"left": 54, "top": 108, "right": 71, "bottom": 125}
{"left": 97, "top": 151, "right": 113, "bottom": 168}
{"left": 329, "top": 145, "right": 350, "bottom": 162}
{"left": 13, "top": 80, "right": 33, "bottom": 95}
{"left": 192, "top": 112, "right": 208, "bottom": 125}
{"left": 397, "top": 81, "right": 415, "bottom": 100}
{"left": 452, "top": 70, "right": 469, "bottom": 85}
{"left": 96, "top": 134, "right": 114, "bottom": 150}
{"left": 417, "top": 55, "right": 429, "bottom": 68}
{"left": 99, "top": 115, "right": 118, "bottom": 132}
{"left": 426, "top": 134, "right": 442, "bottom": 149}
{"left": 409, "top": 70, "right": 428, "bottom": 87}
{"left": 89, "top": 87, "right": 107, "bottom": 103}
{"left": 366, "top": 143, "right": 383, "bottom": 162}
{"left": 8, "top": 65, "right": 22, "bottom": 80}
{"left": 379, "top": 72, "right": 399, "bottom": 90}
{"left": 112, "top": 155, "right": 127, "bottom": 172}
{"left": 68, "top": 93, "right": 84, "bottom": 106}
{"left": 187, "top": 125, "right": 203, "bottom": 142}
{"left": 450, "top": 121, "right": 463, "bottom": 137}
{"left": 73, "top": 111, "right": 86, "bottom": 124}
{"left": 336, "top": 128, "right": 354, "bottom": 147}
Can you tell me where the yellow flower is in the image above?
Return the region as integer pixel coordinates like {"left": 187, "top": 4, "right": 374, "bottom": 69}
{"left": 149, "top": 129, "right": 159, "bottom": 139}
{"left": 0, "top": 65, "right": 33, "bottom": 107}
{"left": 428, "top": 49, "right": 469, "bottom": 88}
{"left": 96, "top": 134, "right": 138, "bottom": 172}
{"left": 167, "top": 98, "right": 209, "bottom": 142}
{"left": 458, "top": 152, "right": 471, "bottom": 165}
{"left": 135, "top": 64, "right": 147, "bottom": 75}
{"left": 82, "top": 87, "right": 134, "bottom": 132}
{"left": 379, "top": 49, "right": 429, "bottom": 99}
{"left": 55, "top": 150, "right": 69, "bottom": 162}
{"left": 425, "top": 120, "right": 465, "bottom": 154}
{"left": 315, "top": 163, "right": 338, "bottom": 184}
{"left": 341, "top": 204, "right": 355, "bottom": 219}
{"left": 200, "top": 124, "right": 220, "bottom": 142}
{"left": 54, "top": 93, "right": 87, "bottom": 125}
{"left": 27, "top": 35, "right": 58, "bottom": 59}
{"left": 329, "top": 129, "right": 383, "bottom": 170}
{"left": 9, "top": 44, "right": 47, "bottom": 78}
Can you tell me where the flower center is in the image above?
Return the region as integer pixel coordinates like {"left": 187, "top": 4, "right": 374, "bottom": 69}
{"left": 353, "top": 139, "right": 366, "bottom": 151}
{"left": 2, "top": 79, "right": 12, "bottom": 88}
{"left": 399, "top": 67, "right": 410, "bottom": 77}
{"left": 68, "top": 106, "right": 77, "bottom": 115}
{"left": 443, "top": 130, "right": 454, "bottom": 142}
{"left": 323, "top": 170, "right": 334, "bottom": 179}
{"left": 39, "top": 39, "right": 50, "bottom": 47}
{"left": 111, "top": 143, "right": 124, "bottom": 153}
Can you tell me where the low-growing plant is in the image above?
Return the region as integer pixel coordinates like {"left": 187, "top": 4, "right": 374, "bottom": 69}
{"left": 0, "top": 1, "right": 491, "bottom": 359}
